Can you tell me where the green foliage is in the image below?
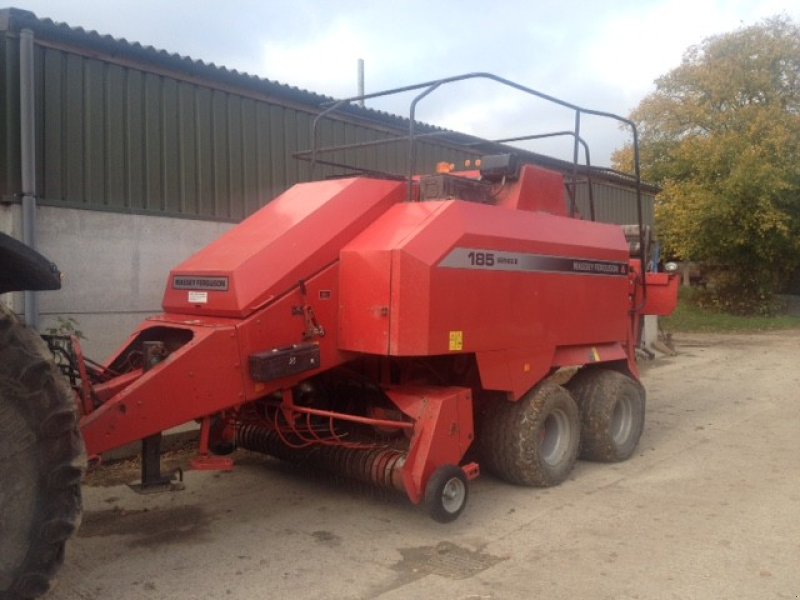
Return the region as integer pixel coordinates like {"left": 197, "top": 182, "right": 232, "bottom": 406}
{"left": 614, "top": 16, "right": 800, "bottom": 314}
{"left": 45, "top": 316, "right": 86, "bottom": 340}
{"left": 690, "top": 270, "right": 784, "bottom": 315}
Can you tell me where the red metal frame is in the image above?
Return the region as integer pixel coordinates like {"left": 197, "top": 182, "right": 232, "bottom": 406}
{"left": 386, "top": 386, "right": 474, "bottom": 504}
{"left": 74, "top": 163, "right": 678, "bottom": 505}
{"left": 190, "top": 417, "right": 234, "bottom": 472}
{"left": 70, "top": 335, "right": 94, "bottom": 416}
{"left": 641, "top": 271, "right": 680, "bottom": 316}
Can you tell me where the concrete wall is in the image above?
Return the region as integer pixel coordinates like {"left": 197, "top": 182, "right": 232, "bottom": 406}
{"left": 3, "top": 204, "right": 233, "bottom": 360}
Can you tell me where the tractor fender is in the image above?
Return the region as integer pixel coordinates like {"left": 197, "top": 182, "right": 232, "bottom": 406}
{"left": 0, "top": 232, "right": 61, "bottom": 294}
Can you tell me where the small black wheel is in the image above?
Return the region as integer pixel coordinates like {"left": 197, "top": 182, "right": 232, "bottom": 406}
{"left": 567, "top": 367, "right": 645, "bottom": 462}
{"left": 424, "top": 465, "right": 468, "bottom": 523}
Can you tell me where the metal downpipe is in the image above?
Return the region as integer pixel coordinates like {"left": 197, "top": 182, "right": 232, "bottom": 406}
{"left": 19, "top": 28, "right": 38, "bottom": 328}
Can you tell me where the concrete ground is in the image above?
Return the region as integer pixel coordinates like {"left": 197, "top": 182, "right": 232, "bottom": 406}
{"left": 50, "top": 331, "right": 800, "bottom": 600}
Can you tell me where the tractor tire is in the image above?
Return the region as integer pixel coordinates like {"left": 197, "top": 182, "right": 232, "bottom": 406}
{"left": 479, "top": 382, "right": 580, "bottom": 487}
{"left": 567, "top": 367, "right": 645, "bottom": 462}
{"left": 0, "top": 305, "right": 85, "bottom": 600}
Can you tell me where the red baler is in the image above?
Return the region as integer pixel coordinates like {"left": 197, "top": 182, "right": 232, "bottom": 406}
{"left": 69, "top": 74, "right": 678, "bottom": 522}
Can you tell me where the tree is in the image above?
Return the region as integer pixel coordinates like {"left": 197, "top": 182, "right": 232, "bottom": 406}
{"left": 613, "top": 16, "right": 800, "bottom": 314}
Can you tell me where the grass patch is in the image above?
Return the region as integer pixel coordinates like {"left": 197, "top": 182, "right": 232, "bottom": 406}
{"left": 662, "top": 288, "right": 800, "bottom": 333}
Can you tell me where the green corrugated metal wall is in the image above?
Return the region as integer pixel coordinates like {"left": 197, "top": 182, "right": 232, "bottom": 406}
{"left": 1, "top": 30, "right": 21, "bottom": 201}
{"left": 1, "top": 28, "right": 471, "bottom": 221}
{"left": 574, "top": 182, "right": 655, "bottom": 227}
{"left": 0, "top": 14, "right": 654, "bottom": 228}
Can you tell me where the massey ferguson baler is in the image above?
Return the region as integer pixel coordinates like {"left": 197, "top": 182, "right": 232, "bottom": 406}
{"left": 0, "top": 73, "right": 678, "bottom": 599}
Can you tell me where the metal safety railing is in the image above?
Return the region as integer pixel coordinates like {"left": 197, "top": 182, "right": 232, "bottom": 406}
{"left": 294, "top": 72, "right": 646, "bottom": 305}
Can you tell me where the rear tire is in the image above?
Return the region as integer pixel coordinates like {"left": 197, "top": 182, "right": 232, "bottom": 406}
{"left": 479, "top": 383, "right": 580, "bottom": 487}
{"left": 0, "top": 305, "right": 85, "bottom": 600}
{"left": 567, "top": 368, "right": 645, "bottom": 462}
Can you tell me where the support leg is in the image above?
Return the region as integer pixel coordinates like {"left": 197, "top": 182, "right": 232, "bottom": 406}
{"left": 190, "top": 417, "right": 234, "bottom": 472}
{"left": 129, "top": 433, "right": 184, "bottom": 494}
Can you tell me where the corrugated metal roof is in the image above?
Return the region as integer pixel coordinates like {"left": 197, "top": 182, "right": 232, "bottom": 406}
{"left": 0, "top": 7, "right": 657, "bottom": 193}
{"left": 0, "top": 6, "right": 656, "bottom": 227}
{"left": 0, "top": 7, "right": 422, "bottom": 133}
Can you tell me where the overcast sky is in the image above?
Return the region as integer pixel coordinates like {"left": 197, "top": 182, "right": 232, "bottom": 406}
{"left": 8, "top": 0, "right": 800, "bottom": 164}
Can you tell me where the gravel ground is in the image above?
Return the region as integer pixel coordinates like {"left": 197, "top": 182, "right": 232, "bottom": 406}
{"left": 49, "top": 330, "right": 800, "bottom": 600}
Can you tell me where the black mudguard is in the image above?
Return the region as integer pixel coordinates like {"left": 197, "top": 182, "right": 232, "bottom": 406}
{"left": 0, "top": 232, "right": 61, "bottom": 293}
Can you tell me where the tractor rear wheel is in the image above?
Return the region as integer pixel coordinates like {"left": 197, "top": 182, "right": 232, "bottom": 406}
{"left": 479, "top": 382, "right": 580, "bottom": 487}
{"left": 0, "top": 305, "right": 85, "bottom": 600}
{"left": 567, "top": 367, "right": 645, "bottom": 462}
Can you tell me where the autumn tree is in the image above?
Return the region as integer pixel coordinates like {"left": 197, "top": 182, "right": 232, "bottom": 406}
{"left": 614, "top": 16, "right": 800, "bottom": 314}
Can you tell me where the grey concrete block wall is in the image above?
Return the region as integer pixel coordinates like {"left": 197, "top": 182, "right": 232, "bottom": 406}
{"left": 31, "top": 206, "right": 233, "bottom": 360}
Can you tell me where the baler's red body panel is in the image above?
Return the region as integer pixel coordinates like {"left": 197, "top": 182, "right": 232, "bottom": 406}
{"left": 339, "top": 198, "right": 630, "bottom": 397}
{"left": 641, "top": 272, "right": 680, "bottom": 316}
{"left": 495, "top": 164, "right": 568, "bottom": 214}
{"left": 162, "top": 178, "right": 406, "bottom": 318}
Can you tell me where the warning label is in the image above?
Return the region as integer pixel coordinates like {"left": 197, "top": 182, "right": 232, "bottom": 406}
{"left": 449, "top": 331, "right": 464, "bottom": 351}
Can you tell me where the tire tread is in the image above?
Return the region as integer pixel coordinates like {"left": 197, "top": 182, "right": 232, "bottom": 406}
{"left": 0, "top": 305, "right": 85, "bottom": 600}
{"left": 479, "top": 383, "right": 580, "bottom": 487}
{"left": 567, "top": 367, "right": 645, "bottom": 462}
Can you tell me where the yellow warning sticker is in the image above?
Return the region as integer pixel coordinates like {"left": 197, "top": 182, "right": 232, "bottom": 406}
{"left": 449, "top": 330, "right": 464, "bottom": 351}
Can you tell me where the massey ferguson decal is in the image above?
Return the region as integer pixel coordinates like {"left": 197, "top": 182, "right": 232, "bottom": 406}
{"left": 438, "top": 248, "right": 628, "bottom": 277}
{"left": 172, "top": 276, "right": 230, "bottom": 291}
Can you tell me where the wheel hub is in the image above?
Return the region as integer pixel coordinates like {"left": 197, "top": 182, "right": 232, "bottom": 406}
{"left": 611, "top": 396, "right": 634, "bottom": 445}
{"left": 539, "top": 409, "right": 571, "bottom": 466}
{"left": 441, "top": 477, "right": 466, "bottom": 513}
